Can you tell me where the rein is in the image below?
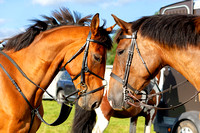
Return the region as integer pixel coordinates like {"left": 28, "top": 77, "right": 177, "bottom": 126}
{"left": 0, "top": 31, "right": 107, "bottom": 131}
{"left": 111, "top": 31, "right": 200, "bottom": 111}
{"left": 127, "top": 80, "right": 200, "bottom": 111}
{"left": 0, "top": 51, "right": 72, "bottom": 131}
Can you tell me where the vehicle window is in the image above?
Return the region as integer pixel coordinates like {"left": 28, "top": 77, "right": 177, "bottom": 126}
{"left": 60, "top": 71, "right": 72, "bottom": 80}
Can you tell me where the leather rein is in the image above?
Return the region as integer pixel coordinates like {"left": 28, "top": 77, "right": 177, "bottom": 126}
{"left": 110, "top": 31, "right": 200, "bottom": 111}
{"left": 0, "top": 31, "right": 107, "bottom": 132}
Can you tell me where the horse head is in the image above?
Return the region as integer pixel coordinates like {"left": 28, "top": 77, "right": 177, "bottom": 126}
{"left": 63, "top": 14, "right": 115, "bottom": 110}
{"left": 107, "top": 15, "right": 162, "bottom": 110}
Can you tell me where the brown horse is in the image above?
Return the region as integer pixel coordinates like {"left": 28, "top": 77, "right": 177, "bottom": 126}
{"left": 92, "top": 69, "right": 164, "bottom": 133}
{"left": 0, "top": 8, "right": 114, "bottom": 132}
{"left": 107, "top": 14, "right": 200, "bottom": 112}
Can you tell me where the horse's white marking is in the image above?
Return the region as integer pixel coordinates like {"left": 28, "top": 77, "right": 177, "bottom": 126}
{"left": 103, "top": 65, "right": 112, "bottom": 95}
{"left": 102, "top": 80, "right": 107, "bottom": 96}
{"left": 140, "top": 90, "right": 147, "bottom": 110}
{"left": 158, "top": 68, "right": 165, "bottom": 91}
{"left": 144, "top": 125, "right": 151, "bottom": 133}
{"left": 153, "top": 67, "right": 165, "bottom": 106}
{"left": 144, "top": 109, "right": 155, "bottom": 133}
{"left": 93, "top": 107, "right": 109, "bottom": 133}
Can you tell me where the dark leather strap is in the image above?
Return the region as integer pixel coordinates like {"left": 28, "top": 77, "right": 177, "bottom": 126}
{"left": 110, "top": 72, "right": 139, "bottom": 94}
{"left": 0, "top": 52, "right": 72, "bottom": 129}
{"left": 89, "top": 39, "right": 109, "bottom": 48}
{"left": 63, "top": 31, "right": 107, "bottom": 99}
{"left": 61, "top": 42, "right": 87, "bottom": 70}
{"left": 0, "top": 50, "right": 57, "bottom": 101}
{"left": 35, "top": 103, "right": 72, "bottom": 126}
{"left": 81, "top": 85, "right": 105, "bottom": 96}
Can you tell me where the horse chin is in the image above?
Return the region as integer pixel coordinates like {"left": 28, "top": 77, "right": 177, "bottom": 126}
{"left": 122, "top": 103, "right": 132, "bottom": 110}
{"left": 78, "top": 96, "right": 100, "bottom": 111}
{"left": 108, "top": 98, "right": 131, "bottom": 111}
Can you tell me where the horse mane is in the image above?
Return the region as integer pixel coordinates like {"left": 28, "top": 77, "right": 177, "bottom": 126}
{"left": 116, "top": 14, "right": 200, "bottom": 49}
{"left": 71, "top": 102, "right": 96, "bottom": 133}
{"left": 4, "top": 7, "right": 93, "bottom": 51}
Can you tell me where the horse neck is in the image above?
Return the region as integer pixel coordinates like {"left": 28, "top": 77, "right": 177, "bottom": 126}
{"left": 6, "top": 26, "right": 90, "bottom": 105}
{"left": 162, "top": 46, "right": 200, "bottom": 90}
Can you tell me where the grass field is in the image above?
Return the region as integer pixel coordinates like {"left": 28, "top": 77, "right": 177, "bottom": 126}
{"left": 37, "top": 100, "right": 155, "bottom": 133}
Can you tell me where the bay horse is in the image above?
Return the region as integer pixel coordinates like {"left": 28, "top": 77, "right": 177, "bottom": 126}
{"left": 107, "top": 14, "right": 200, "bottom": 114}
{"left": 0, "top": 8, "right": 114, "bottom": 132}
{"left": 92, "top": 68, "right": 164, "bottom": 133}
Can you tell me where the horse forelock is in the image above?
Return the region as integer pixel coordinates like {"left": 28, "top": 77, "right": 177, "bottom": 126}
{"left": 97, "top": 26, "right": 113, "bottom": 50}
{"left": 4, "top": 7, "right": 93, "bottom": 52}
{"left": 134, "top": 14, "right": 200, "bottom": 49}
{"left": 114, "top": 29, "right": 122, "bottom": 44}
{"left": 114, "top": 17, "right": 149, "bottom": 44}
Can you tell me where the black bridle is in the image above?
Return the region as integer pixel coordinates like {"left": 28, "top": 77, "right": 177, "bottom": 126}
{"left": 61, "top": 31, "right": 107, "bottom": 100}
{"left": 110, "top": 31, "right": 153, "bottom": 103}
{"left": 110, "top": 31, "right": 200, "bottom": 111}
{"left": 0, "top": 31, "right": 108, "bottom": 132}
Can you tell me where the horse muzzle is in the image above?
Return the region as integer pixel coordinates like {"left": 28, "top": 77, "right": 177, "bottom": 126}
{"left": 78, "top": 95, "right": 101, "bottom": 110}
{"left": 107, "top": 92, "right": 131, "bottom": 110}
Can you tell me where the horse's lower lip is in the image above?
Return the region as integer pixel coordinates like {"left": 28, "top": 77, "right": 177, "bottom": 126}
{"left": 108, "top": 100, "right": 122, "bottom": 110}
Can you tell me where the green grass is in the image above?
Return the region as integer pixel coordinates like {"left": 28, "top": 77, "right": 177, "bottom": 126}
{"left": 37, "top": 100, "right": 155, "bottom": 133}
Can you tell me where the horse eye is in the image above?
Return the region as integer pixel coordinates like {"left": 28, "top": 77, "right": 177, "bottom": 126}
{"left": 93, "top": 54, "right": 102, "bottom": 62}
{"left": 117, "top": 49, "right": 125, "bottom": 55}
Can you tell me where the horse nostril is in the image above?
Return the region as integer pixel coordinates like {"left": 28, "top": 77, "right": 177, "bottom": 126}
{"left": 91, "top": 101, "right": 99, "bottom": 109}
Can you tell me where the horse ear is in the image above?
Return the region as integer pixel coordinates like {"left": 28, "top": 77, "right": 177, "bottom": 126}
{"left": 111, "top": 14, "right": 132, "bottom": 33}
{"left": 91, "top": 13, "right": 99, "bottom": 36}
{"left": 106, "top": 24, "right": 116, "bottom": 33}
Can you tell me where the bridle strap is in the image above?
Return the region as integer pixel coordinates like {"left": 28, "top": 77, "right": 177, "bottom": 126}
{"left": 61, "top": 31, "right": 92, "bottom": 70}
{"left": 62, "top": 32, "right": 108, "bottom": 70}
{"left": 111, "top": 31, "right": 153, "bottom": 92}
{"left": 89, "top": 39, "right": 109, "bottom": 48}
{"left": 0, "top": 53, "right": 72, "bottom": 130}
{"left": 62, "top": 42, "right": 87, "bottom": 70}
{"left": 80, "top": 35, "right": 90, "bottom": 84}
{"left": 122, "top": 33, "right": 135, "bottom": 88}
{"left": 110, "top": 72, "right": 139, "bottom": 94}
{"left": 135, "top": 39, "right": 152, "bottom": 77}
{"left": 63, "top": 31, "right": 106, "bottom": 98}
{"left": 72, "top": 68, "right": 104, "bottom": 82}
{"left": 111, "top": 31, "right": 154, "bottom": 104}
{"left": 80, "top": 32, "right": 107, "bottom": 84}
{"left": 110, "top": 32, "right": 139, "bottom": 96}
{"left": 120, "top": 34, "right": 152, "bottom": 77}
{"left": 81, "top": 85, "right": 106, "bottom": 96}
{"left": 128, "top": 88, "right": 200, "bottom": 110}
{"left": 0, "top": 50, "right": 57, "bottom": 101}
{"left": 35, "top": 103, "right": 72, "bottom": 126}
{"left": 0, "top": 64, "right": 37, "bottom": 132}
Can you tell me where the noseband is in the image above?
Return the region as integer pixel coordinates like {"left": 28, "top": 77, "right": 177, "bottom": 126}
{"left": 110, "top": 31, "right": 152, "bottom": 103}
